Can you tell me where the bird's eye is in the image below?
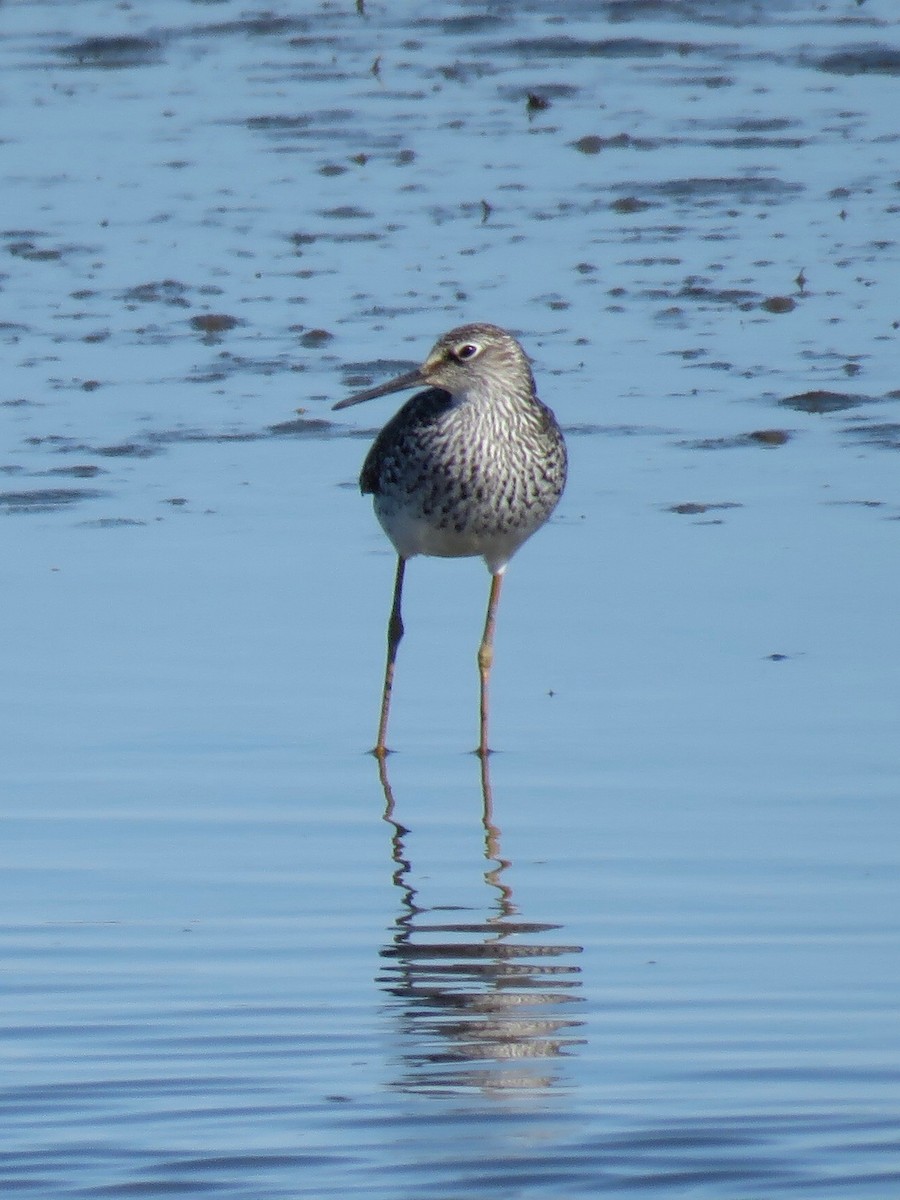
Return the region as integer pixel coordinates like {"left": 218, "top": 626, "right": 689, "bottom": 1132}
{"left": 454, "top": 342, "right": 481, "bottom": 361}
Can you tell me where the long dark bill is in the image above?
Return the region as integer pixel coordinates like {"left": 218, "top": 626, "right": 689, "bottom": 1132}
{"left": 332, "top": 368, "right": 425, "bottom": 411}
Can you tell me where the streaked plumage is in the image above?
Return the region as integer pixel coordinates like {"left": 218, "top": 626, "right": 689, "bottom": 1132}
{"left": 333, "top": 323, "right": 566, "bottom": 756}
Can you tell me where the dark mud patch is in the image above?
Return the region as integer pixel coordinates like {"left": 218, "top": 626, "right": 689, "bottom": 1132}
{"left": 296, "top": 228, "right": 382, "bottom": 245}
{"left": 245, "top": 114, "right": 314, "bottom": 134}
{"left": 612, "top": 176, "right": 803, "bottom": 207}
{"left": 6, "top": 234, "right": 98, "bottom": 266}
{"left": 410, "top": 13, "right": 508, "bottom": 35}
{"left": 239, "top": 111, "right": 357, "bottom": 145}
{"left": 24, "top": 435, "right": 96, "bottom": 454}
{"left": 843, "top": 422, "right": 900, "bottom": 449}
{"left": 132, "top": 429, "right": 264, "bottom": 449}
{"left": 667, "top": 501, "right": 742, "bottom": 516}
{"left": 688, "top": 117, "right": 806, "bottom": 151}
{"left": 0, "top": 488, "right": 105, "bottom": 514}
{"left": 78, "top": 517, "right": 148, "bottom": 529}
{"left": 779, "top": 390, "right": 875, "bottom": 414}
{"left": 198, "top": 15, "right": 317, "bottom": 39}
{"left": 573, "top": 133, "right": 658, "bottom": 154}
{"left": 40, "top": 465, "right": 106, "bottom": 478}
{"left": 186, "top": 351, "right": 318, "bottom": 384}
{"left": 610, "top": 196, "right": 660, "bottom": 214}
{"left": 7, "top": 238, "right": 61, "bottom": 263}
{"left": 190, "top": 314, "right": 242, "bottom": 336}
{"left": 93, "top": 442, "right": 166, "bottom": 458}
{"left": 120, "top": 421, "right": 337, "bottom": 448}
{"left": 564, "top": 423, "right": 674, "bottom": 439}
{"left": 678, "top": 281, "right": 760, "bottom": 309}
{"left": 817, "top": 46, "right": 900, "bottom": 77}
{"left": 681, "top": 429, "right": 791, "bottom": 450}
{"left": 495, "top": 36, "right": 725, "bottom": 62}
{"left": 268, "top": 417, "right": 334, "bottom": 436}
{"left": 122, "top": 280, "right": 224, "bottom": 309}
{"left": 293, "top": 328, "right": 335, "bottom": 349}
{"left": 340, "top": 360, "right": 418, "bottom": 391}
{"left": 636, "top": 277, "right": 761, "bottom": 312}
{"left": 318, "top": 206, "right": 375, "bottom": 221}
{"left": 761, "top": 296, "right": 796, "bottom": 314}
{"left": 24, "top": 420, "right": 340, "bottom": 464}
{"left": 55, "top": 36, "right": 165, "bottom": 70}
{"left": 498, "top": 83, "right": 580, "bottom": 106}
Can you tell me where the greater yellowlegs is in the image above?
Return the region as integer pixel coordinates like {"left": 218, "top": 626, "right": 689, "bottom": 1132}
{"left": 333, "top": 323, "right": 567, "bottom": 757}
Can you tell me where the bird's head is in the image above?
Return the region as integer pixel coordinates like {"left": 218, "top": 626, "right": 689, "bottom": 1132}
{"left": 332, "top": 323, "right": 533, "bottom": 411}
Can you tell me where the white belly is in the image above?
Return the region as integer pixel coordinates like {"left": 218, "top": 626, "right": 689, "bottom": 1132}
{"left": 375, "top": 503, "right": 523, "bottom": 572}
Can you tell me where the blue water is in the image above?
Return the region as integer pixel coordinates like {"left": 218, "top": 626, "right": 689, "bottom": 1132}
{"left": 2, "top": 0, "right": 899, "bottom": 1195}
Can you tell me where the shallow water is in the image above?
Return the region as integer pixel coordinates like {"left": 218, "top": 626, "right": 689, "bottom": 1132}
{"left": 2, "top": 0, "right": 900, "bottom": 1196}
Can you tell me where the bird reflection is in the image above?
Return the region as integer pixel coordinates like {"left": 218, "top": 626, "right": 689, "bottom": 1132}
{"left": 377, "top": 755, "right": 585, "bottom": 1096}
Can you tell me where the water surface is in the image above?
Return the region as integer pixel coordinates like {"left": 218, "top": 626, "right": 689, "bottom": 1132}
{"left": 2, "top": 1, "right": 899, "bottom": 1196}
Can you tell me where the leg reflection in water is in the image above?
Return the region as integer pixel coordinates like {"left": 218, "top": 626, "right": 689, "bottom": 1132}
{"left": 376, "top": 754, "right": 585, "bottom": 1096}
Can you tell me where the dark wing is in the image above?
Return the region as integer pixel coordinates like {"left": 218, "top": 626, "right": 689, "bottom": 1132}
{"left": 359, "top": 387, "right": 455, "bottom": 496}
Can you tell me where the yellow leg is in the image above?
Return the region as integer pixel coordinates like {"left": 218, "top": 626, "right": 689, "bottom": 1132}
{"left": 477, "top": 571, "right": 504, "bottom": 757}
{"left": 374, "top": 556, "right": 406, "bottom": 758}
